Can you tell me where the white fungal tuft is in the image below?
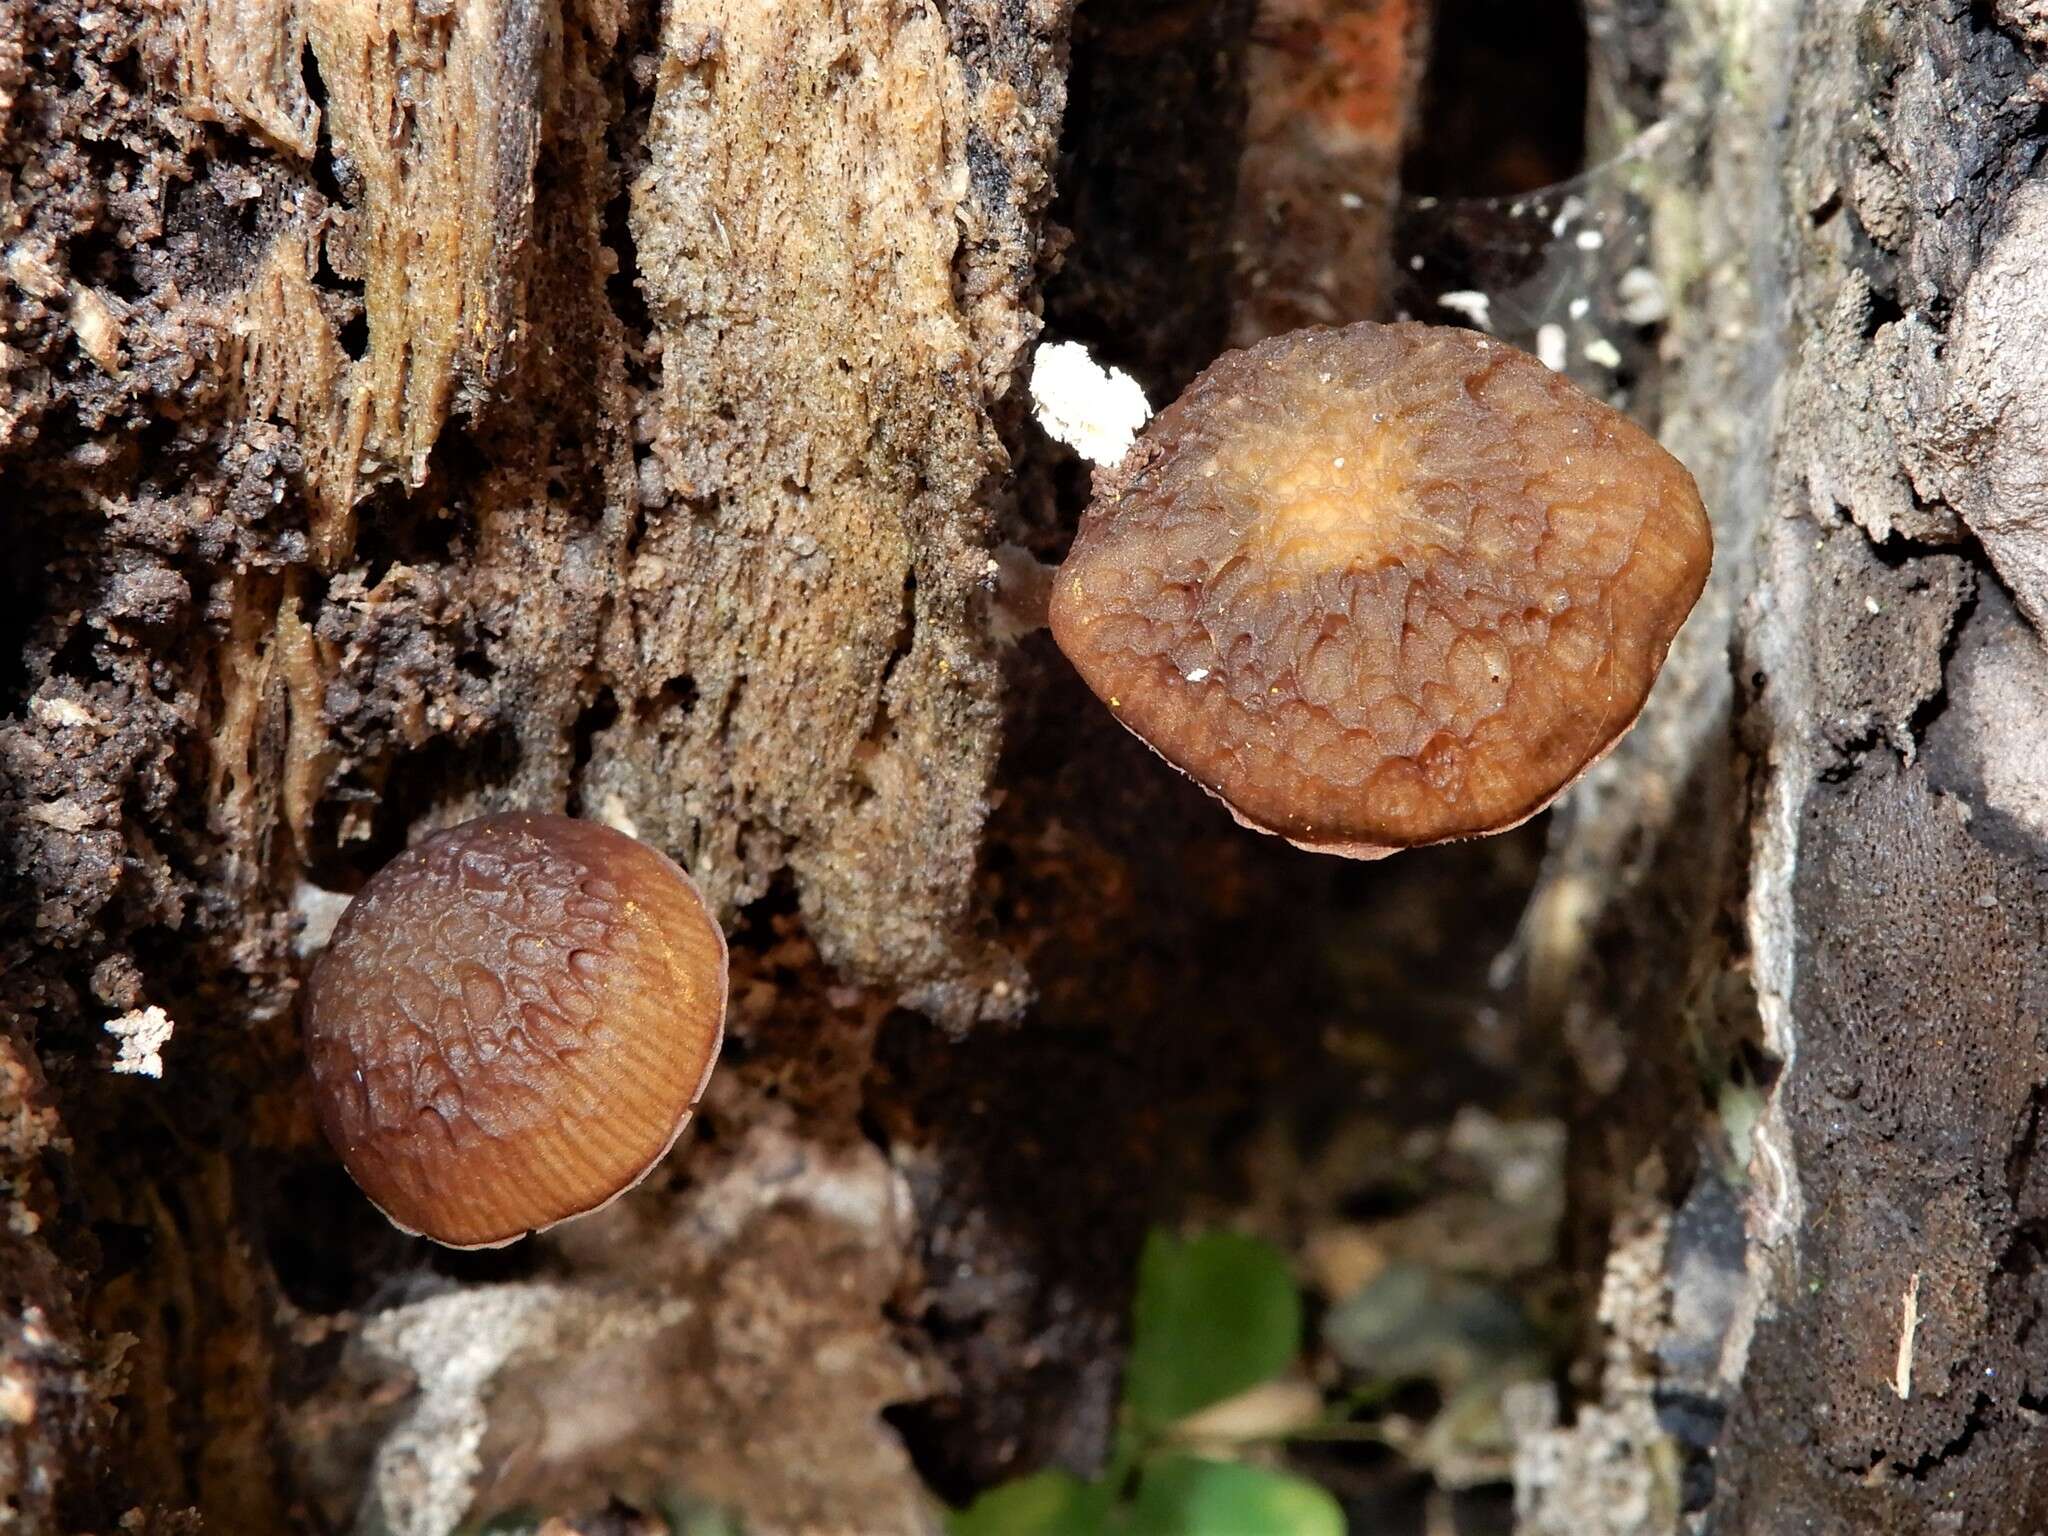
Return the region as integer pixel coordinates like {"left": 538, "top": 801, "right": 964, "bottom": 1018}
{"left": 1030, "top": 342, "right": 1153, "bottom": 466}
{"left": 1436, "top": 291, "right": 1492, "bottom": 329}
{"left": 1583, "top": 337, "right": 1624, "bottom": 370}
{"left": 106, "top": 1006, "right": 174, "bottom": 1078}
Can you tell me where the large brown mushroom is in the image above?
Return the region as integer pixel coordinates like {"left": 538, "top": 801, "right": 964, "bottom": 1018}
{"left": 303, "top": 813, "right": 727, "bottom": 1248}
{"left": 1048, "top": 321, "right": 1712, "bottom": 857}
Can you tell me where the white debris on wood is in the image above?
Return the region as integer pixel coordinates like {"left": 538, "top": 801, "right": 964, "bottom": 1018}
{"left": 1436, "top": 290, "right": 1492, "bottom": 329}
{"left": 1616, "top": 266, "right": 1668, "bottom": 325}
{"left": 29, "top": 696, "right": 99, "bottom": 730}
{"left": 292, "top": 882, "right": 355, "bottom": 957}
{"left": 1584, "top": 337, "right": 1624, "bottom": 370}
{"left": 68, "top": 284, "right": 124, "bottom": 374}
{"left": 105, "top": 1006, "right": 173, "bottom": 1078}
{"left": 26, "top": 799, "right": 94, "bottom": 832}
{"left": 1029, "top": 341, "right": 1152, "bottom": 466}
{"left": 1893, "top": 1271, "right": 1922, "bottom": 1399}
{"left": 594, "top": 792, "right": 642, "bottom": 841}
{"left": 0, "top": 1369, "right": 33, "bottom": 1425}
{"left": 1536, "top": 323, "right": 1569, "bottom": 373}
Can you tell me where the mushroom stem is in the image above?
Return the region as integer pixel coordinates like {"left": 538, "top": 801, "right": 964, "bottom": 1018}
{"left": 1002, "top": 342, "right": 1155, "bottom": 644}
{"left": 989, "top": 542, "right": 1058, "bottom": 642}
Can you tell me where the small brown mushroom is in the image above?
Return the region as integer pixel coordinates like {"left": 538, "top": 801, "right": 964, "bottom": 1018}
{"left": 303, "top": 813, "right": 727, "bottom": 1248}
{"left": 1048, "top": 321, "right": 1712, "bottom": 857}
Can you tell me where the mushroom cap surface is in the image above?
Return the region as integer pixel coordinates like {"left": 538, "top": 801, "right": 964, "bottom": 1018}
{"left": 1048, "top": 321, "right": 1713, "bottom": 857}
{"left": 303, "top": 813, "right": 727, "bottom": 1247}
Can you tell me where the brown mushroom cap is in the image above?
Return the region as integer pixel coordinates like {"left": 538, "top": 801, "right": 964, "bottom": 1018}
{"left": 1048, "top": 321, "right": 1712, "bottom": 857}
{"left": 303, "top": 813, "right": 727, "bottom": 1247}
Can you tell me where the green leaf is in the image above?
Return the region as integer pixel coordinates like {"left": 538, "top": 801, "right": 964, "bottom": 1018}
{"left": 949, "top": 1470, "right": 1112, "bottom": 1536}
{"left": 1129, "top": 1458, "right": 1346, "bottom": 1536}
{"left": 1124, "top": 1230, "right": 1303, "bottom": 1427}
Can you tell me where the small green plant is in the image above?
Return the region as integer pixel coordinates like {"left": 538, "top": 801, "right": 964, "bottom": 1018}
{"left": 949, "top": 1229, "right": 1345, "bottom": 1536}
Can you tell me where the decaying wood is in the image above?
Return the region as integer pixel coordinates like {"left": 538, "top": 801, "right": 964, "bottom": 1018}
{"left": 1518, "top": 2, "right": 2048, "bottom": 1531}
{"left": 2, "top": 0, "right": 1068, "bottom": 1522}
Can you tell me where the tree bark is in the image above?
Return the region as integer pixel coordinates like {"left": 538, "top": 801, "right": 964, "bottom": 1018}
{"left": 1516, "top": 2, "right": 2048, "bottom": 1532}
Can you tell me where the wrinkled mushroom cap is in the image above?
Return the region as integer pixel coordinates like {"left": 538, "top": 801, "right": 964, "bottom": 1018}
{"left": 1049, "top": 321, "right": 1712, "bottom": 856}
{"left": 303, "top": 813, "right": 727, "bottom": 1247}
